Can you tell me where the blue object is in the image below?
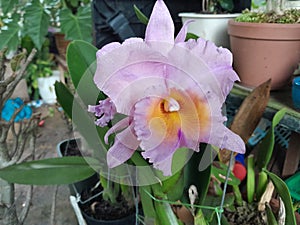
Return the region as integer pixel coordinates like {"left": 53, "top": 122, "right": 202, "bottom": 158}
{"left": 235, "top": 153, "right": 245, "bottom": 166}
{"left": 292, "top": 77, "right": 300, "bottom": 109}
{"left": 1, "top": 98, "right": 32, "bottom": 122}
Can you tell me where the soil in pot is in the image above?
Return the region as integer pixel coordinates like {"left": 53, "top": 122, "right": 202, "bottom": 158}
{"left": 224, "top": 202, "right": 266, "bottom": 225}
{"left": 79, "top": 184, "right": 137, "bottom": 222}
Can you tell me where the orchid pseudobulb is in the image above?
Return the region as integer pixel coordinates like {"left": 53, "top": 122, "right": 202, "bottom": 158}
{"left": 88, "top": 0, "right": 245, "bottom": 176}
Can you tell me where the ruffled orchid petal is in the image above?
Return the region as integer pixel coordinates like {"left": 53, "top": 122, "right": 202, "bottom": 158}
{"left": 144, "top": 151, "right": 174, "bottom": 176}
{"left": 145, "top": 0, "right": 174, "bottom": 43}
{"left": 184, "top": 38, "right": 239, "bottom": 97}
{"left": 107, "top": 125, "right": 140, "bottom": 168}
{"left": 88, "top": 98, "right": 116, "bottom": 127}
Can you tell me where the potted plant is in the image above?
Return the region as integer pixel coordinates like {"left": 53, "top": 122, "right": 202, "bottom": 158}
{"left": 227, "top": 0, "right": 300, "bottom": 90}
{"left": 178, "top": 0, "right": 251, "bottom": 48}
{"left": 0, "top": 0, "right": 92, "bottom": 57}
{"left": 24, "top": 38, "right": 61, "bottom": 103}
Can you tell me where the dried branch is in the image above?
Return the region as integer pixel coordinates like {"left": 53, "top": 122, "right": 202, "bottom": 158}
{"left": 3, "top": 49, "right": 37, "bottom": 103}
{"left": 9, "top": 114, "right": 39, "bottom": 166}
{"left": 0, "top": 49, "right": 7, "bottom": 81}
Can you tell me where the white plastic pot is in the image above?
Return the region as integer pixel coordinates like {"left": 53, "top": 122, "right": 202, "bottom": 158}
{"left": 178, "top": 13, "right": 240, "bottom": 49}
{"left": 37, "top": 71, "right": 60, "bottom": 104}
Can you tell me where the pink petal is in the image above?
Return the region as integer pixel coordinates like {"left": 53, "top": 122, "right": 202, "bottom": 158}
{"left": 94, "top": 41, "right": 172, "bottom": 115}
{"left": 149, "top": 153, "right": 174, "bottom": 176}
{"left": 104, "top": 117, "right": 130, "bottom": 144}
{"left": 145, "top": 0, "right": 174, "bottom": 43}
{"left": 96, "top": 42, "right": 121, "bottom": 58}
{"left": 188, "top": 38, "right": 239, "bottom": 97}
{"left": 107, "top": 126, "right": 140, "bottom": 168}
{"left": 201, "top": 122, "right": 245, "bottom": 154}
{"left": 175, "top": 20, "right": 194, "bottom": 43}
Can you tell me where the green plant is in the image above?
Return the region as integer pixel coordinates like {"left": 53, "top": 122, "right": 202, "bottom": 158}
{"left": 236, "top": 8, "right": 300, "bottom": 23}
{"left": 225, "top": 109, "right": 298, "bottom": 225}
{"left": 235, "top": 0, "right": 300, "bottom": 23}
{"left": 24, "top": 37, "right": 57, "bottom": 100}
{"left": 0, "top": 0, "right": 92, "bottom": 54}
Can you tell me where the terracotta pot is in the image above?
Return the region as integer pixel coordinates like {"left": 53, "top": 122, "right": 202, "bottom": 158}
{"left": 228, "top": 20, "right": 300, "bottom": 90}
{"left": 54, "top": 32, "right": 71, "bottom": 59}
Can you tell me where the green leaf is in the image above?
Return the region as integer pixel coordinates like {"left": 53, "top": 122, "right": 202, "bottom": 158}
{"left": 247, "top": 154, "right": 255, "bottom": 203}
{"left": 186, "top": 32, "right": 199, "bottom": 40}
{"left": 0, "top": 157, "right": 100, "bottom": 185}
{"left": 66, "top": 40, "right": 96, "bottom": 87}
{"left": 66, "top": 40, "right": 106, "bottom": 106}
{"left": 218, "top": 0, "right": 234, "bottom": 12}
{"left": 256, "top": 171, "right": 268, "bottom": 201}
{"left": 266, "top": 203, "right": 278, "bottom": 225}
{"left": 0, "top": 15, "right": 20, "bottom": 52}
{"left": 69, "top": 0, "right": 80, "bottom": 7}
{"left": 195, "top": 209, "right": 209, "bottom": 225}
{"left": 256, "top": 108, "right": 286, "bottom": 170}
{"left": 265, "top": 170, "right": 297, "bottom": 225}
{"left": 133, "top": 5, "right": 149, "bottom": 25}
{"left": 54, "top": 82, "right": 74, "bottom": 119}
{"left": 59, "top": 6, "right": 92, "bottom": 43}
{"left": 140, "top": 186, "right": 156, "bottom": 220}
{"left": 23, "top": 0, "right": 50, "bottom": 50}
{"left": 154, "top": 200, "right": 180, "bottom": 225}
{"left": 1, "top": 0, "right": 17, "bottom": 15}
{"left": 164, "top": 171, "right": 185, "bottom": 201}
{"left": 232, "top": 185, "right": 243, "bottom": 206}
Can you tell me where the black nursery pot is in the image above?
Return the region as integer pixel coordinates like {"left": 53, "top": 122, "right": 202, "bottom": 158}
{"left": 82, "top": 211, "right": 136, "bottom": 225}
{"left": 56, "top": 138, "right": 99, "bottom": 196}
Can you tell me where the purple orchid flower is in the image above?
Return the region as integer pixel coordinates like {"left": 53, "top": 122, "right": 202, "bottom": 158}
{"left": 89, "top": 0, "right": 245, "bottom": 176}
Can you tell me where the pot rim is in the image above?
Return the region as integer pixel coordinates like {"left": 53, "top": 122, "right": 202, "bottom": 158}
{"left": 228, "top": 19, "right": 300, "bottom": 40}
{"left": 179, "top": 12, "right": 241, "bottom": 19}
